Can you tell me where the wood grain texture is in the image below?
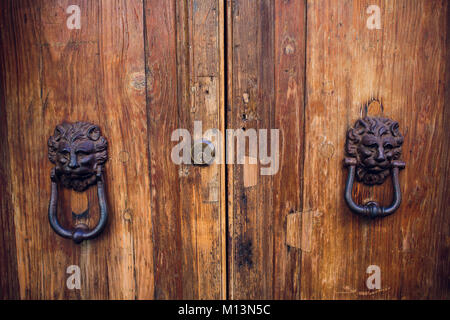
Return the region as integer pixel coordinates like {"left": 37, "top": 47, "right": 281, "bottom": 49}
{"left": 226, "top": 0, "right": 306, "bottom": 299}
{"left": 300, "top": 0, "right": 449, "bottom": 299}
{"left": 144, "top": 0, "right": 182, "bottom": 299}
{"left": 177, "top": 0, "right": 225, "bottom": 298}
{"left": 272, "top": 0, "right": 306, "bottom": 299}
{"left": 145, "top": 0, "right": 225, "bottom": 299}
{"left": 97, "top": 0, "right": 153, "bottom": 299}
{"left": 0, "top": 0, "right": 64, "bottom": 299}
{"left": 0, "top": 2, "right": 20, "bottom": 297}
{"left": 227, "top": 0, "right": 274, "bottom": 299}
{"left": 0, "top": 0, "right": 448, "bottom": 300}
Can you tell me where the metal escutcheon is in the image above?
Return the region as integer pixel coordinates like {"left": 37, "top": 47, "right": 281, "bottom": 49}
{"left": 191, "top": 139, "right": 215, "bottom": 166}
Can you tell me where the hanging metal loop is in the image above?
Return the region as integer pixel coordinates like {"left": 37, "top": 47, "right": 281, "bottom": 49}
{"left": 48, "top": 166, "right": 108, "bottom": 243}
{"left": 344, "top": 158, "right": 405, "bottom": 219}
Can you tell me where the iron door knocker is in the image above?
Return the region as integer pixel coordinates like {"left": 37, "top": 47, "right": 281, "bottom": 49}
{"left": 344, "top": 113, "right": 405, "bottom": 218}
{"left": 47, "top": 122, "right": 108, "bottom": 243}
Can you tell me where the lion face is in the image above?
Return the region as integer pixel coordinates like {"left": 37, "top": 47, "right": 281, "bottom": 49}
{"left": 346, "top": 117, "right": 403, "bottom": 185}
{"left": 48, "top": 122, "right": 107, "bottom": 191}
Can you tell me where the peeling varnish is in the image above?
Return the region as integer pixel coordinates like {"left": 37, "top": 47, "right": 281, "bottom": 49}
{"left": 286, "top": 210, "right": 320, "bottom": 251}
{"left": 243, "top": 156, "right": 258, "bottom": 188}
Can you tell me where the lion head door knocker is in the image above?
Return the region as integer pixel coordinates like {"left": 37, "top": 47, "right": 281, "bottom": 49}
{"left": 47, "top": 122, "right": 108, "bottom": 243}
{"left": 344, "top": 106, "right": 405, "bottom": 219}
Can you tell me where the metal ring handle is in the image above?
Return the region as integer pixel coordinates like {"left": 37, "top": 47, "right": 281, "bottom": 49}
{"left": 344, "top": 158, "right": 405, "bottom": 219}
{"left": 48, "top": 167, "right": 108, "bottom": 243}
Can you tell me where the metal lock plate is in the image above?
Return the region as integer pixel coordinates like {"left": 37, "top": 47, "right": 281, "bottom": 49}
{"left": 191, "top": 139, "right": 215, "bottom": 166}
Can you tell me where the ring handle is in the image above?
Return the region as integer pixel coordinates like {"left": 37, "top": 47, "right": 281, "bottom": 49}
{"left": 47, "top": 121, "right": 109, "bottom": 243}
{"left": 344, "top": 158, "right": 405, "bottom": 218}
{"left": 48, "top": 167, "right": 108, "bottom": 243}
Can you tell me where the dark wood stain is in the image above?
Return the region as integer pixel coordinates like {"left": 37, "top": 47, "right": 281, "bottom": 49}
{"left": 236, "top": 236, "right": 253, "bottom": 268}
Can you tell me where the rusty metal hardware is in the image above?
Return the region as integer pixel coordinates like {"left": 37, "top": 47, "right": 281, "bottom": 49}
{"left": 191, "top": 139, "right": 215, "bottom": 165}
{"left": 344, "top": 115, "right": 405, "bottom": 218}
{"left": 47, "top": 122, "right": 108, "bottom": 243}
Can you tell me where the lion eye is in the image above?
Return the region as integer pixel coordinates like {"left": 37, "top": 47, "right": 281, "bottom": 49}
{"left": 76, "top": 150, "right": 88, "bottom": 156}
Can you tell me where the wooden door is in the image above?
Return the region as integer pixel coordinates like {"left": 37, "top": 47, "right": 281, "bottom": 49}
{"left": 227, "top": 0, "right": 449, "bottom": 299}
{"left": 0, "top": 0, "right": 225, "bottom": 299}
{"left": 0, "top": 0, "right": 448, "bottom": 300}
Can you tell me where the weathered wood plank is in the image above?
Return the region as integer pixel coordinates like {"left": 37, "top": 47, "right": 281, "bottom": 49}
{"left": 188, "top": 0, "right": 225, "bottom": 299}
{"left": 227, "top": 0, "right": 276, "bottom": 299}
{"left": 0, "top": 0, "right": 21, "bottom": 298}
{"left": 147, "top": 0, "right": 225, "bottom": 299}
{"left": 272, "top": 0, "right": 306, "bottom": 299}
{"left": 144, "top": 0, "right": 182, "bottom": 299}
{"left": 0, "top": 0, "right": 71, "bottom": 299}
{"left": 227, "top": 0, "right": 307, "bottom": 299}
{"left": 96, "top": 0, "right": 152, "bottom": 299}
{"left": 301, "top": 0, "right": 449, "bottom": 299}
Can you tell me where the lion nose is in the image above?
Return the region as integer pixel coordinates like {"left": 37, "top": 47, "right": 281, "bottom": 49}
{"left": 69, "top": 153, "right": 79, "bottom": 169}
{"left": 376, "top": 146, "right": 386, "bottom": 162}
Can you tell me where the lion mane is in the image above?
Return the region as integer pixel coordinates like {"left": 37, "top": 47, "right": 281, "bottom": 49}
{"left": 346, "top": 117, "right": 403, "bottom": 184}
{"left": 48, "top": 122, "right": 107, "bottom": 191}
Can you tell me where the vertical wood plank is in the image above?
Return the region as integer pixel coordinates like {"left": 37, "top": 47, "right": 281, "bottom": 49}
{"left": 97, "top": 0, "right": 152, "bottom": 299}
{"left": 186, "top": 0, "right": 225, "bottom": 299}
{"left": 227, "top": 0, "right": 276, "bottom": 299}
{"left": 0, "top": 95, "right": 20, "bottom": 299}
{"left": 145, "top": 0, "right": 225, "bottom": 299}
{"left": 272, "top": 0, "right": 306, "bottom": 299}
{"left": 227, "top": 0, "right": 307, "bottom": 299}
{"left": 0, "top": 0, "right": 21, "bottom": 297}
{"left": 0, "top": 0, "right": 69, "bottom": 299}
{"left": 301, "top": 0, "right": 449, "bottom": 299}
{"left": 144, "top": 0, "right": 183, "bottom": 299}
